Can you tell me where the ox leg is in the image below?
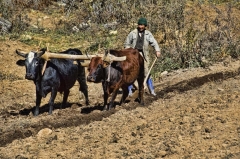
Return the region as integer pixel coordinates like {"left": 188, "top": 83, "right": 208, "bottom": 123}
{"left": 80, "top": 87, "right": 89, "bottom": 105}
{"left": 48, "top": 89, "right": 58, "bottom": 115}
{"left": 120, "top": 86, "right": 129, "bottom": 105}
{"left": 61, "top": 89, "right": 70, "bottom": 109}
{"left": 34, "top": 92, "right": 42, "bottom": 116}
{"left": 102, "top": 82, "right": 109, "bottom": 111}
{"left": 109, "top": 90, "right": 119, "bottom": 110}
{"left": 103, "top": 91, "right": 109, "bottom": 111}
{"left": 137, "top": 79, "right": 145, "bottom": 106}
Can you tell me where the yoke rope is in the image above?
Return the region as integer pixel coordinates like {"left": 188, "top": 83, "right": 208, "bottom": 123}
{"left": 106, "top": 62, "right": 112, "bottom": 82}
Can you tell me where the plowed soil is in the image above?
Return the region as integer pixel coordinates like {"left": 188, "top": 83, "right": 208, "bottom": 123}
{"left": 0, "top": 41, "right": 239, "bottom": 159}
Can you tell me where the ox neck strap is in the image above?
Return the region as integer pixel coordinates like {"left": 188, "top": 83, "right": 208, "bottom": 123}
{"left": 41, "top": 61, "right": 48, "bottom": 75}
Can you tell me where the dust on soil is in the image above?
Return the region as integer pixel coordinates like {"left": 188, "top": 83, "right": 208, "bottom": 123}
{"left": 0, "top": 39, "right": 239, "bottom": 158}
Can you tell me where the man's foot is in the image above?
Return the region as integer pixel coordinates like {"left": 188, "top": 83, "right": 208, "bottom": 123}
{"left": 150, "top": 91, "right": 156, "bottom": 96}
{"left": 128, "top": 90, "right": 133, "bottom": 96}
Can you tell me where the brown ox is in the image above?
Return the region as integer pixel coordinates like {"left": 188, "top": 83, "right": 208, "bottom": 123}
{"left": 87, "top": 48, "right": 144, "bottom": 110}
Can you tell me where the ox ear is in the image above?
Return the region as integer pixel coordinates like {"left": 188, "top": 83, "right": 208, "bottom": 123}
{"left": 102, "top": 61, "right": 110, "bottom": 68}
{"left": 16, "top": 50, "right": 28, "bottom": 58}
{"left": 16, "top": 59, "right": 25, "bottom": 66}
{"left": 104, "top": 49, "right": 109, "bottom": 56}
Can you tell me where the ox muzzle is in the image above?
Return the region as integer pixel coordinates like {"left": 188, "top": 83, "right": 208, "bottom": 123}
{"left": 87, "top": 76, "right": 96, "bottom": 82}
{"left": 25, "top": 73, "right": 35, "bottom": 80}
{"left": 87, "top": 70, "right": 103, "bottom": 83}
{"left": 87, "top": 75, "right": 98, "bottom": 83}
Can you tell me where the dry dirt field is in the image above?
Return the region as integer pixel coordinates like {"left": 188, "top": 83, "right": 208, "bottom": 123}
{"left": 0, "top": 40, "right": 239, "bottom": 159}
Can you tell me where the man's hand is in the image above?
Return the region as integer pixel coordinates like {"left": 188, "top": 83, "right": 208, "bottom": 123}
{"left": 156, "top": 51, "right": 161, "bottom": 57}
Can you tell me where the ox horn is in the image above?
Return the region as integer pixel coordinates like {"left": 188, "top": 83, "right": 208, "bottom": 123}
{"left": 16, "top": 49, "right": 28, "bottom": 58}
{"left": 85, "top": 51, "right": 92, "bottom": 60}
{"left": 103, "top": 54, "right": 126, "bottom": 62}
{"left": 80, "top": 62, "right": 90, "bottom": 67}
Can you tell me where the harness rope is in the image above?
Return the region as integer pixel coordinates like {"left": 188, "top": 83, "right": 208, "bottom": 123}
{"left": 105, "top": 54, "right": 113, "bottom": 82}
{"left": 106, "top": 61, "right": 112, "bottom": 82}
{"left": 41, "top": 60, "right": 48, "bottom": 75}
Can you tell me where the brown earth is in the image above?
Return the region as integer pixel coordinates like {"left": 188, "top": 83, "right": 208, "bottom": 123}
{"left": 0, "top": 40, "right": 239, "bottom": 159}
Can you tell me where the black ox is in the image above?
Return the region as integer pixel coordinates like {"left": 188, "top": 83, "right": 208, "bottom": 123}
{"left": 16, "top": 48, "right": 89, "bottom": 116}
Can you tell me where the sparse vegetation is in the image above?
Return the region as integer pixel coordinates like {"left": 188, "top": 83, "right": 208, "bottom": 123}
{"left": 0, "top": 72, "right": 23, "bottom": 81}
{"left": 0, "top": 0, "right": 239, "bottom": 79}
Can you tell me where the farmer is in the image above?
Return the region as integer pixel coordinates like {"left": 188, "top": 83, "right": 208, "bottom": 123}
{"left": 124, "top": 17, "right": 161, "bottom": 96}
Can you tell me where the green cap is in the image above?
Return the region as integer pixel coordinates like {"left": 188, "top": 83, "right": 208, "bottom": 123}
{"left": 138, "top": 18, "right": 147, "bottom": 26}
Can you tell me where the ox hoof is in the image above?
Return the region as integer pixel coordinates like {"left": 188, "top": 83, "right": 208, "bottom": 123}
{"left": 140, "top": 102, "right": 145, "bottom": 106}
{"left": 48, "top": 111, "right": 53, "bottom": 115}
{"left": 34, "top": 109, "right": 39, "bottom": 116}
{"left": 103, "top": 106, "right": 108, "bottom": 111}
{"left": 86, "top": 100, "right": 90, "bottom": 105}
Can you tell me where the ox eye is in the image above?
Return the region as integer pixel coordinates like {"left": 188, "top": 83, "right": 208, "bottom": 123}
{"left": 35, "top": 61, "right": 39, "bottom": 65}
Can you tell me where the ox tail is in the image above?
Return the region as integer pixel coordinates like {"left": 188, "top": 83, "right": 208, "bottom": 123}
{"left": 77, "top": 61, "right": 88, "bottom": 91}
{"left": 77, "top": 61, "right": 89, "bottom": 105}
{"left": 74, "top": 49, "right": 89, "bottom": 105}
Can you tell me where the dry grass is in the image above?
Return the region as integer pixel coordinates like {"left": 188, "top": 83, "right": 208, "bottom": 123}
{"left": 0, "top": 0, "right": 239, "bottom": 78}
